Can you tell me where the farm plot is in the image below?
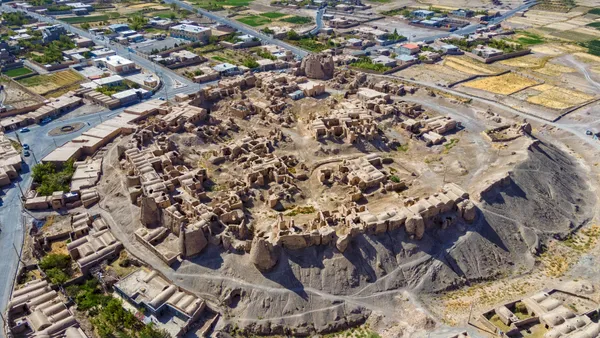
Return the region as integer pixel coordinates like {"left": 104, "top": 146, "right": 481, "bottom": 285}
{"left": 463, "top": 73, "right": 539, "bottom": 95}
{"left": 500, "top": 55, "right": 548, "bottom": 68}
{"left": 260, "top": 12, "right": 287, "bottom": 19}
{"left": 237, "top": 15, "right": 271, "bottom": 27}
{"left": 396, "top": 63, "right": 471, "bottom": 86}
{"left": 526, "top": 85, "right": 594, "bottom": 109}
{"left": 18, "top": 70, "right": 85, "bottom": 96}
{"left": 281, "top": 16, "right": 312, "bottom": 24}
{"left": 530, "top": 43, "right": 585, "bottom": 56}
{"left": 60, "top": 15, "right": 109, "bottom": 24}
{"left": 2, "top": 67, "right": 33, "bottom": 77}
{"left": 533, "top": 62, "right": 575, "bottom": 76}
{"left": 443, "top": 56, "right": 502, "bottom": 75}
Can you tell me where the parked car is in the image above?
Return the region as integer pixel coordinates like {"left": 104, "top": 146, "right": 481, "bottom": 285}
{"left": 23, "top": 150, "right": 30, "bottom": 157}
{"left": 586, "top": 130, "right": 593, "bottom": 136}
{"left": 41, "top": 117, "right": 52, "bottom": 124}
{"left": 22, "top": 144, "right": 29, "bottom": 150}
{"left": 20, "top": 127, "right": 29, "bottom": 133}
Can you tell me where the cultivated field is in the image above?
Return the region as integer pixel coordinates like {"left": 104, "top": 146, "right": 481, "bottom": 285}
{"left": 530, "top": 43, "right": 585, "bottom": 56}
{"left": 500, "top": 55, "right": 548, "bottom": 68}
{"left": 396, "top": 63, "right": 471, "bottom": 86}
{"left": 463, "top": 73, "right": 540, "bottom": 95}
{"left": 237, "top": 11, "right": 312, "bottom": 27}
{"left": 2, "top": 67, "right": 33, "bottom": 77}
{"left": 18, "top": 70, "right": 85, "bottom": 96}
{"left": 443, "top": 56, "right": 502, "bottom": 75}
{"left": 533, "top": 62, "right": 575, "bottom": 76}
{"left": 527, "top": 84, "right": 595, "bottom": 109}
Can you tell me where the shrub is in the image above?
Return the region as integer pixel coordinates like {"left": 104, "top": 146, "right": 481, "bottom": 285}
{"left": 242, "top": 58, "right": 259, "bottom": 68}
{"left": 287, "top": 29, "right": 300, "bottom": 40}
{"left": 32, "top": 159, "right": 75, "bottom": 195}
{"left": 39, "top": 253, "right": 72, "bottom": 284}
{"left": 390, "top": 175, "right": 401, "bottom": 183}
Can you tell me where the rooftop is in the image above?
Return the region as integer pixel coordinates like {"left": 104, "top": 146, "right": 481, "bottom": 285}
{"left": 170, "top": 24, "right": 210, "bottom": 34}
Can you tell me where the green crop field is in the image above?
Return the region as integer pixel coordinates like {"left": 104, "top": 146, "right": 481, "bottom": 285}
{"left": 287, "top": 37, "right": 328, "bottom": 52}
{"left": 260, "top": 11, "right": 287, "bottom": 19}
{"left": 587, "top": 22, "right": 600, "bottom": 29}
{"left": 281, "top": 15, "right": 312, "bottom": 24}
{"left": 512, "top": 31, "right": 545, "bottom": 45}
{"left": 60, "top": 15, "right": 109, "bottom": 23}
{"left": 586, "top": 40, "right": 600, "bottom": 56}
{"left": 237, "top": 15, "right": 271, "bottom": 26}
{"left": 192, "top": 0, "right": 253, "bottom": 10}
{"left": 2, "top": 67, "right": 33, "bottom": 77}
{"left": 588, "top": 8, "right": 600, "bottom": 15}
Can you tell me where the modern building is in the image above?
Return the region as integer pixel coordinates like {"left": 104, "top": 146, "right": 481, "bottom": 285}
{"left": 371, "top": 55, "right": 397, "bottom": 67}
{"left": 149, "top": 18, "right": 174, "bottom": 29}
{"left": 108, "top": 23, "right": 130, "bottom": 33}
{"left": 127, "top": 33, "right": 144, "bottom": 43}
{"left": 395, "top": 54, "right": 417, "bottom": 64}
{"left": 472, "top": 45, "right": 503, "bottom": 58}
{"left": 92, "top": 74, "right": 124, "bottom": 87}
{"left": 397, "top": 43, "right": 421, "bottom": 55}
{"left": 213, "top": 63, "right": 240, "bottom": 76}
{"left": 90, "top": 48, "right": 116, "bottom": 58}
{"left": 73, "top": 36, "right": 93, "bottom": 47}
{"left": 111, "top": 88, "right": 151, "bottom": 105}
{"left": 451, "top": 9, "right": 474, "bottom": 17}
{"left": 170, "top": 50, "right": 200, "bottom": 63}
{"left": 94, "top": 55, "right": 135, "bottom": 74}
{"left": 441, "top": 44, "right": 460, "bottom": 54}
{"left": 169, "top": 24, "right": 211, "bottom": 42}
{"left": 412, "top": 9, "right": 434, "bottom": 18}
{"left": 41, "top": 25, "right": 66, "bottom": 43}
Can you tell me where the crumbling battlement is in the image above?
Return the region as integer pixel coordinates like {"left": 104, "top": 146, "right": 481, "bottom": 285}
{"left": 483, "top": 123, "right": 532, "bottom": 142}
{"left": 311, "top": 110, "right": 379, "bottom": 143}
{"left": 262, "top": 183, "right": 476, "bottom": 256}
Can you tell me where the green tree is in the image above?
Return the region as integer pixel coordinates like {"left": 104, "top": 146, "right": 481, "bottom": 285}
{"left": 139, "top": 324, "right": 170, "bottom": 338}
{"left": 286, "top": 29, "right": 300, "bottom": 40}
{"left": 81, "top": 22, "right": 91, "bottom": 30}
{"left": 208, "top": 35, "right": 219, "bottom": 44}
{"left": 32, "top": 162, "right": 57, "bottom": 183}
{"left": 39, "top": 253, "right": 71, "bottom": 270}
{"left": 39, "top": 253, "right": 72, "bottom": 284}
{"left": 242, "top": 58, "right": 259, "bottom": 68}
{"left": 45, "top": 268, "right": 69, "bottom": 285}
{"left": 127, "top": 14, "right": 148, "bottom": 31}
{"left": 262, "top": 27, "right": 274, "bottom": 35}
{"left": 31, "top": 160, "right": 75, "bottom": 195}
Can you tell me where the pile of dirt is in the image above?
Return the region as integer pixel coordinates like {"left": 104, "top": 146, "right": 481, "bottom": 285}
{"left": 99, "top": 134, "right": 596, "bottom": 336}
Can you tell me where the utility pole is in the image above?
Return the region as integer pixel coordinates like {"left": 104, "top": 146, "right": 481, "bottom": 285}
{"left": 13, "top": 243, "right": 23, "bottom": 264}
{"left": 30, "top": 149, "right": 38, "bottom": 165}
{"left": 14, "top": 132, "right": 22, "bottom": 146}
{"left": 16, "top": 181, "right": 25, "bottom": 200}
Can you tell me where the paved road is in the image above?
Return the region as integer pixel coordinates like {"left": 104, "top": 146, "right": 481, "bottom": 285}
{"left": 161, "top": 0, "right": 309, "bottom": 58}
{"left": 310, "top": 7, "right": 325, "bottom": 35}
{"left": 417, "top": 1, "right": 538, "bottom": 42}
